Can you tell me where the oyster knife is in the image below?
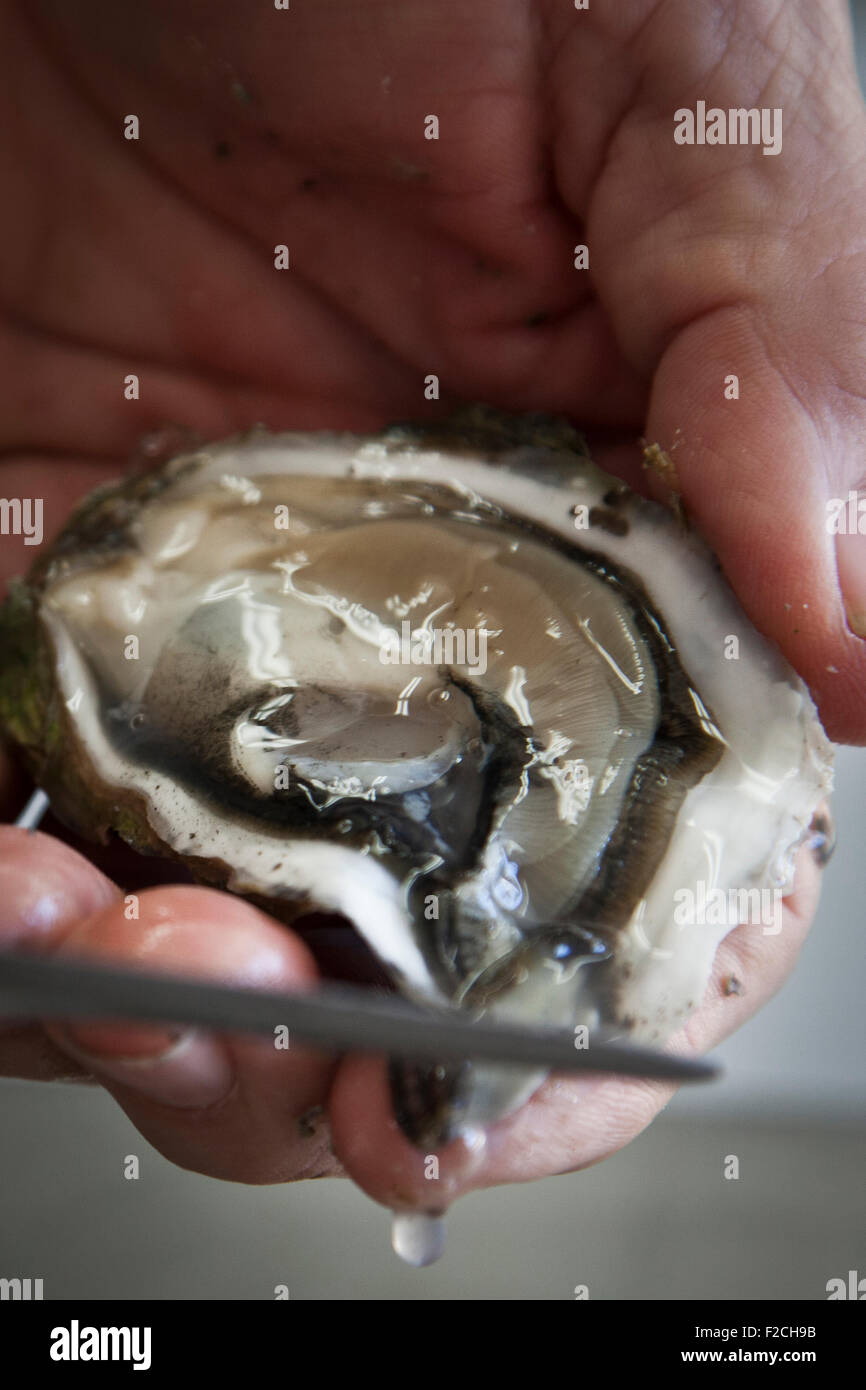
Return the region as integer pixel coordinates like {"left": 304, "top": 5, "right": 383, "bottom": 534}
{"left": 0, "top": 950, "right": 719, "bottom": 1083}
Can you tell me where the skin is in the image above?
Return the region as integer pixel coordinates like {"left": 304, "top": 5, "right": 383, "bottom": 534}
{"left": 0, "top": 0, "right": 863, "bottom": 1214}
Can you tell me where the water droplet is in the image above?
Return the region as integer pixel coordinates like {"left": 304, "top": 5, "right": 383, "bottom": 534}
{"left": 391, "top": 1211, "right": 446, "bottom": 1267}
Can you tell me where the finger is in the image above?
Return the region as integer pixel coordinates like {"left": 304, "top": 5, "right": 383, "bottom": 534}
{"left": 43, "top": 885, "right": 341, "bottom": 1182}
{"left": 0, "top": 826, "right": 119, "bottom": 1078}
{"left": 644, "top": 305, "right": 866, "bottom": 745}
{"left": 683, "top": 829, "right": 826, "bottom": 1053}
{"left": 330, "top": 837, "right": 825, "bottom": 1210}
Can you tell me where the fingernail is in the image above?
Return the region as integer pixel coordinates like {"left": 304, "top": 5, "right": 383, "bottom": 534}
{"left": 56, "top": 1026, "right": 234, "bottom": 1109}
{"left": 833, "top": 487, "right": 866, "bottom": 637}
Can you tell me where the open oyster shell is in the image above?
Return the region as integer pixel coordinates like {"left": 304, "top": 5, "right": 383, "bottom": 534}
{"left": 0, "top": 409, "right": 833, "bottom": 1147}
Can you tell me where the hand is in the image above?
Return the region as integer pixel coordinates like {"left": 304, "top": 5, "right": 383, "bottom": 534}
{"left": 0, "top": 0, "right": 859, "bottom": 1216}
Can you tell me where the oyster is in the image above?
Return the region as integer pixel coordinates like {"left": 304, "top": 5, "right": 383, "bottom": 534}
{"left": 0, "top": 409, "right": 833, "bottom": 1151}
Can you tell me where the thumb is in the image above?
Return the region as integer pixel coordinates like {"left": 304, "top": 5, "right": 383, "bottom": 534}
{"left": 645, "top": 302, "right": 866, "bottom": 744}
{"left": 578, "top": 0, "right": 866, "bottom": 744}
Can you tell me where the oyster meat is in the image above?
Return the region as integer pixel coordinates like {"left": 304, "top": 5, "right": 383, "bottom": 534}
{"left": 0, "top": 410, "right": 833, "bottom": 1149}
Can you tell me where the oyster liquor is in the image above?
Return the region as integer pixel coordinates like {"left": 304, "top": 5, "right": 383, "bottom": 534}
{"left": 378, "top": 620, "right": 488, "bottom": 673}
